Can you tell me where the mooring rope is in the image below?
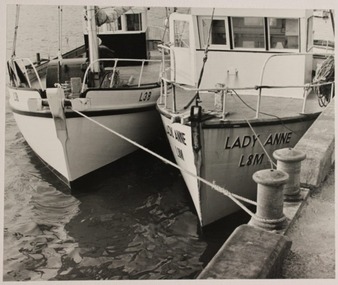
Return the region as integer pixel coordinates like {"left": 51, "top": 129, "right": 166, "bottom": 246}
{"left": 230, "top": 89, "right": 300, "bottom": 137}
{"left": 70, "top": 107, "right": 297, "bottom": 224}
{"left": 313, "top": 55, "right": 335, "bottom": 107}
{"left": 227, "top": 90, "right": 280, "bottom": 169}
{"left": 244, "top": 118, "right": 277, "bottom": 170}
{"left": 72, "top": 109, "right": 257, "bottom": 210}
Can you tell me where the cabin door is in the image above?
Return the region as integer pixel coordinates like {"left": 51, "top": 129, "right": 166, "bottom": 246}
{"left": 169, "top": 14, "right": 196, "bottom": 86}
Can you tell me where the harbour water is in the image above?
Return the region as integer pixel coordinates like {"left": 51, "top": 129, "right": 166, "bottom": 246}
{"left": 3, "top": 5, "right": 249, "bottom": 281}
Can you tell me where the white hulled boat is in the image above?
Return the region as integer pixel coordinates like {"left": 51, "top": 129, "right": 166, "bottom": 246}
{"left": 157, "top": 8, "right": 334, "bottom": 226}
{"left": 7, "top": 6, "right": 165, "bottom": 188}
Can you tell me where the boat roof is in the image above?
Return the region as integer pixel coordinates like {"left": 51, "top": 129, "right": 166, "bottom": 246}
{"left": 190, "top": 8, "right": 313, "bottom": 18}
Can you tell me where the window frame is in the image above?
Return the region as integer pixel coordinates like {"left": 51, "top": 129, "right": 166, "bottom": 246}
{"left": 125, "top": 13, "right": 143, "bottom": 31}
{"left": 231, "top": 16, "right": 266, "bottom": 51}
{"left": 196, "top": 15, "right": 303, "bottom": 52}
{"left": 198, "top": 16, "right": 230, "bottom": 50}
{"left": 268, "top": 17, "right": 300, "bottom": 52}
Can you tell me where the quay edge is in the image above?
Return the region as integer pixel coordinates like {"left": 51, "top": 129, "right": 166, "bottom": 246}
{"left": 198, "top": 99, "right": 335, "bottom": 279}
{"left": 295, "top": 98, "right": 335, "bottom": 188}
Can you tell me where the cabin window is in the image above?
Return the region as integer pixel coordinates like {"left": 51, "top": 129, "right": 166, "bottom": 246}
{"left": 126, "top": 13, "right": 142, "bottom": 31}
{"left": 232, "top": 17, "right": 265, "bottom": 49}
{"left": 199, "top": 17, "right": 228, "bottom": 48}
{"left": 211, "top": 20, "right": 227, "bottom": 44}
{"left": 269, "top": 18, "right": 299, "bottom": 50}
{"left": 174, "top": 20, "right": 190, "bottom": 47}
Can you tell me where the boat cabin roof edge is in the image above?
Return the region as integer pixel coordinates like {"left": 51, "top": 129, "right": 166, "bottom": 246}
{"left": 190, "top": 8, "right": 313, "bottom": 18}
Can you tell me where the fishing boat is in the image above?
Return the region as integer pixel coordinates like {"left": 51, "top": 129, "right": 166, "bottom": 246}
{"left": 7, "top": 6, "right": 165, "bottom": 188}
{"left": 157, "top": 8, "right": 335, "bottom": 226}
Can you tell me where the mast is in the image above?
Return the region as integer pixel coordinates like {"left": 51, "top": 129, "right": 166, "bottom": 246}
{"left": 57, "top": 6, "right": 63, "bottom": 84}
{"left": 12, "top": 4, "right": 20, "bottom": 59}
{"left": 8, "top": 4, "right": 21, "bottom": 86}
{"left": 86, "top": 6, "right": 100, "bottom": 74}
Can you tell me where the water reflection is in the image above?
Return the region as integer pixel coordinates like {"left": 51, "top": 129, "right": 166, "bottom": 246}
{"left": 57, "top": 141, "right": 206, "bottom": 280}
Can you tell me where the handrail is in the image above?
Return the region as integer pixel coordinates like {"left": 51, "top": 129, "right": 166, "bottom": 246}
{"left": 158, "top": 44, "right": 176, "bottom": 81}
{"left": 109, "top": 60, "right": 119, "bottom": 88}
{"left": 160, "top": 77, "right": 334, "bottom": 115}
{"left": 11, "top": 58, "right": 44, "bottom": 90}
{"left": 81, "top": 57, "right": 162, "bottom": 92}
{"left": 159, "top": 51, "right": 334, "bottom": 117}
{"left": 158, "top": 43, "right": 177, "bottom": 111}
{"left": 138, "top": 60, "right": 145, "bottom": 87}
{"left": 256, "top": 52, "right": 319, "bottom": 118}
{"left": 158, "top": 46, "right": 336, "bottom": 116}
{"left": 160, "top": 77, "right": 334, "bottom": 92}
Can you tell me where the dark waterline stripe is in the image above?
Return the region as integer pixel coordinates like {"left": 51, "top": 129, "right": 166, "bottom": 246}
{"left": 11, "top": 105, "right": 156, "bottom": 118}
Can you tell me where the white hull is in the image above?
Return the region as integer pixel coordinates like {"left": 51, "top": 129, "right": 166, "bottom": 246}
{"left": 156, "top": 7, "right": 332, "bottom": 226}
{"left": 161, "top": 115, "right": 202, "bottom": 219}
{"left": 9, "top": 86, "right": 161, "bottom": 186}
{"left": 160, "top": 112, "right": 319, "bottom": 226}
{"left": 6, "top": 5, "right": 166, "bottom": 188}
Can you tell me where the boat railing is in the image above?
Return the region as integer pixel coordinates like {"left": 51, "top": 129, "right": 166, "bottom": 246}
{"left": 309, "top": 43, "right": 335, "bottom": 53}
{"left": 81, "top": 57, "right": 163, "bottom": 92}
{"left": 159, "top": 51, "right": 334, "bottom": 117}
{"left": 160, "top": 77, "right": 334, "bottom": 117}
{"left": 157, "top": 43, "right": 177, "bottom": 111}
{"left": 8, "top": 57, "right": 44, "bottom": 91}
{"left": 256, "top": 52, "right": 334, "bottom": 118}
{"left": 158, "top": 44, "right": 176, "bottom": 79}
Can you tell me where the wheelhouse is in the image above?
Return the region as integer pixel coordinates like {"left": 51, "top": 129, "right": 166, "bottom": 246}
{"left": 169, "top": 8, "right": 317, "bottom": 97}
{"left": 84, "top": 7, "right": 150, "bottom": 61}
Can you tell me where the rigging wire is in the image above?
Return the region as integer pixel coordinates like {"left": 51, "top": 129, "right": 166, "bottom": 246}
{"left": 184, "top": 8, "right": 215, "bottom": 109}
{"left": 329, "top": 10, "right": 335, "bottom": 35}
{"left": 161, "top": 7, "right": 170, "bottom": 43}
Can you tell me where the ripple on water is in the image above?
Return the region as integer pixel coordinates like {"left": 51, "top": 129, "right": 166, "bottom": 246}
{"left": 3, "top": 178, "right": 81, "bottom": 281}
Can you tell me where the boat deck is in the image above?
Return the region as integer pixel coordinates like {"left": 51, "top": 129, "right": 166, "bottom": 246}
{"left": 158, "top": 87, "right": 325, "bottom": 123}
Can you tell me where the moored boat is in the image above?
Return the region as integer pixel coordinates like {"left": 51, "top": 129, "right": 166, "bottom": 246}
{"left": 157, "top": 8, "right": 335, "bottom": 226}
{"left": 7, "top": 6, "right": 165, "bottom": 188}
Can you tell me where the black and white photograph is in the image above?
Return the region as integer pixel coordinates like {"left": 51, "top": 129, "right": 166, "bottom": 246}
{"left": 1, "top": 0, "right": 336, "bottom": 282}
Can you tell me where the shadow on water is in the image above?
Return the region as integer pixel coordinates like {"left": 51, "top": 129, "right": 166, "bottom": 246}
{"left": 4, "top": 129, "right": 253, "bottom": 280}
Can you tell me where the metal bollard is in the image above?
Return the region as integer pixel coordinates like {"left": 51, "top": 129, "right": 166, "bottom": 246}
{"left": 249, "top": 169, "right": 289, "bottom": 231}
{"left": 273, "top": 148, "right": 306, "bottom": 202}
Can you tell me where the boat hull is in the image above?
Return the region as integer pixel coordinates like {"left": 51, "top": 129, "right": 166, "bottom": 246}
{"left": 160, "top": 113, "right": 319, "bottom": 226}
{"left": 8, "top": 86, "right": 161, "bottom": 187}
